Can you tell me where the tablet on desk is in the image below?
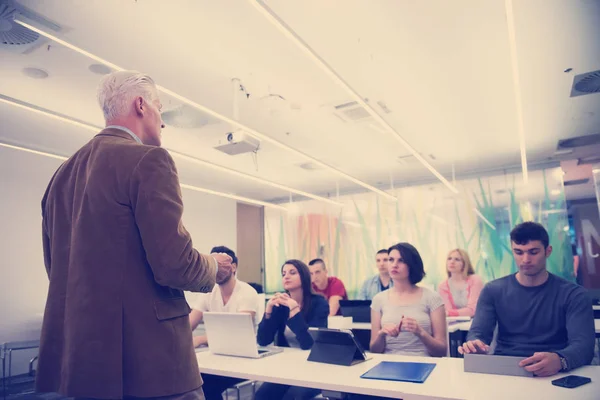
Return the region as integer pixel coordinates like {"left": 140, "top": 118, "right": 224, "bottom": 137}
{"left": 464, "top": 353, "right": 533, "bottom": 377}
{"left": 307, "top": 327, "right": 370, "bottom": 366}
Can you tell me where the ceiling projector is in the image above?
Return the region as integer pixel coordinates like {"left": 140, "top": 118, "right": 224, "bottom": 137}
{"left": 214, "top": 131, "right": 260, "bottom": 155}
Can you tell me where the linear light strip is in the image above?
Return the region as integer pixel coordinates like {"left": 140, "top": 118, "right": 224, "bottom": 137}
{"left": 249, "top": 0, "right": 459, "bottom": 195}
{"left": 504, "top": 0, "right": 529, "bottom": 185}
{"left": 0, "top": 142, "right": 68, "bottom": 161}
{"left": 0, "top": 141, "right": 287, "bottom": 210}
{"left": 14, "top": 18, "right": 395, "bottom": 201}
{"left": 169, "top": 150, "right": 342, "bottom": 206}
{"left": 0, "top": 96, "right": 100, "bottom": 132}
{"left": 180, "top": 183, "right": 287, "bottom": 210}
{"left": 0, "top": 94, "right": 339, "bottom": 206}
{"left": 473, "top": 208, "right": 497, "bottom": 230}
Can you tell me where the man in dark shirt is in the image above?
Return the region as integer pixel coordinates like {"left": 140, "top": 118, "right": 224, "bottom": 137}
{"left": 459, "top": 222, "right": 595, "bottom": 377}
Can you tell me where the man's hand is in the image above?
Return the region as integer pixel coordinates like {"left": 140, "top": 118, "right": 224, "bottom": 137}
{"left": 193, "top": 335, "right": 208, "bottom": 348}
{"left": 519, "top": 352, "right": 562, "bottom": 377}
{"left": 458, "top": 339, "right": 490, "bottom": 355}
{"left": 212, "top": 253, "right": 233, "bottom": 283}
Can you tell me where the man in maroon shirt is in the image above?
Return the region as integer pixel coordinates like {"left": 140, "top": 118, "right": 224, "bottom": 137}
{"left": 308, "top": 258, "right": 348, "bottom": 316}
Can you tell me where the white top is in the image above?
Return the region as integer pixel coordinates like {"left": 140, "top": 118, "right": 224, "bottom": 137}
{"left": 187, "top": 279, "right": 259, "bottom": 325}
{"left": 372, "top": 287, "right": 445, "bottom": 356}
{"left": 195, "top": 347, "right": 600, "bottom": 400}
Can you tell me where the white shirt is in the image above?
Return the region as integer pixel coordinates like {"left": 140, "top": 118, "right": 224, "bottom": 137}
{"left": 187, "top": 279, "right": 260, "bottom": 326}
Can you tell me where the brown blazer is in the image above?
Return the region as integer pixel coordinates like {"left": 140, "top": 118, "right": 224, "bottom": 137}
{"left": 36, "top": 128, "right": 217, "bottom": 399}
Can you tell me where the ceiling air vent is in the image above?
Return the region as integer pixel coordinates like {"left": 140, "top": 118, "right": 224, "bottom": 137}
{"left": 0, "top": 3, "right": 38, "bottom": 45}
{"left": 570, "top": 69, "right": 600, "bottom": 97}
{"left": 333, "top": 101, "right": 372, "bottom": 122}
{"left": 0, "top": 0, "right": 62, "bottom": 54}
{"left": 557, "top": 133, "right": 600, "bottom": 149}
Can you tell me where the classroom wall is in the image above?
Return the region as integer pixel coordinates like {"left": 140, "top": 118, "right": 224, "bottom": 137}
{"left": 236, "top": 203, "right": 264, "bottom": 286}
{"left": 264, "top": 167, "right": 573, "bottom": 296}
{"left": 0, "top": 147, "right": 237, "bottom": 376}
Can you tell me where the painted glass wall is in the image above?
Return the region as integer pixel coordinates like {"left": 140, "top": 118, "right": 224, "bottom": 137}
{"left": 264, "top": 167, "right": 572, "bottom": 296}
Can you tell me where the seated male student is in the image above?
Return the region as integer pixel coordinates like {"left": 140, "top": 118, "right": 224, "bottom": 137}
{"left": 188, "top": 246, "right": 259, "bottom": 400}
{"left": 460, "top": 222, "right": 595, "bottom": 377}
{"left": 358, "top": 249, "right": 393, "bottom": 300}
{"left": 309, "top": 258, "right": 348, "bottom": 316}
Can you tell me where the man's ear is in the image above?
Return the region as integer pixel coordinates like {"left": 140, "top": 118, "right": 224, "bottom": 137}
{"left": 546, "top": 245, "right": 553, "bottom": 258}
{"left": 134, "top": 96, "right": 144, "bottom": 116}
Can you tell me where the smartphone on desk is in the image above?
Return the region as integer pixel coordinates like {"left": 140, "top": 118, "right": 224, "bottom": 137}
{"left": 551, "top": 375, "right": 591, "bottom": 389}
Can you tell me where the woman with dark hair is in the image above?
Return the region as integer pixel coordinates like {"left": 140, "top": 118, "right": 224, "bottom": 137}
{"left": 370, "top": 243, "right": 447, "bottom": 357}
{"left": 255, "top": 259, "right": 329, "bottom": 400}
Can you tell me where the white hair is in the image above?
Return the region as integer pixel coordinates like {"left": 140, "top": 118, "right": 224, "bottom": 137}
{"left": 97, "top": 70, "right": 158, "bottom": 121}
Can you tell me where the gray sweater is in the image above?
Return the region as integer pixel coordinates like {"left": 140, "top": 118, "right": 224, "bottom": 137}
{"left": 467, "top": 272, "right": 595, "bottom": 371}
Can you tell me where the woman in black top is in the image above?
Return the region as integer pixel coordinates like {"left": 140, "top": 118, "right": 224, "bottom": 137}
{"left": 255, "top": 259, "right": 329, "bottom": 399}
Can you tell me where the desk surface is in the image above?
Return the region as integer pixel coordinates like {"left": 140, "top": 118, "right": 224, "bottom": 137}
{"left": 593, "top": 305, "right": 600, "bottom": 311}
{"left": 196, "top": 348, "right": 600, "bottom": 400}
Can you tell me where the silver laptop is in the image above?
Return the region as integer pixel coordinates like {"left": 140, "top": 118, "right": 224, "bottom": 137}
{"left": 203, "top": 312, "right": 283, "bottom": 359}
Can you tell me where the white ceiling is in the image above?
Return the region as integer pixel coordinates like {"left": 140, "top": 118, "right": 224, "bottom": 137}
{"left": 1, "top": 0, "right": 599, "bottom": 204}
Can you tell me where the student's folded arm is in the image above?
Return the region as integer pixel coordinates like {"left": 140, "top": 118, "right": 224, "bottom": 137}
{"left": 257, "top": 308, "right": 280, "bottom": 346}
{"left": 288, "top": 298, "right": 329, "bottom": 349}
{"left": 465, "top": 284, "right": 496, "bottom": 345}
{"left": 456, "top": 276, "right": 485, "bottom": 317}
{"left": 556, "top": 289, "right": 596, "bottom": 370}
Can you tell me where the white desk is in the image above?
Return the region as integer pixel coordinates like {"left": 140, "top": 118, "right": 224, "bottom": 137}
{"left": 197, "top": 348, "right": 600, "bottom": 400}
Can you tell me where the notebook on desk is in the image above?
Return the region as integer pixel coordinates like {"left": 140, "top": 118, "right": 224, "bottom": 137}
{"left": 360, "top": 361, "right": 436, "bottom": 383}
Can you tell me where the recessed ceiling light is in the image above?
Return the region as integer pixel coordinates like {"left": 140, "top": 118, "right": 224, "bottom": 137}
{"left": 22, "top": 67, "right": 48, "bottom": 79}
{"left": 88, "top": 63, "right": 112, "bottom": 75}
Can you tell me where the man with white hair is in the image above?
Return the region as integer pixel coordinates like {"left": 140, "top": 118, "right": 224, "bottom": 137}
{"left": 36, "top": 70, "right": 232, "bottom": 400}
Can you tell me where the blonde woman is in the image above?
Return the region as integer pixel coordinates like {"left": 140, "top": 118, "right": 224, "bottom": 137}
{"left": 437, "top": 249, "right": 484, "bottom": 317}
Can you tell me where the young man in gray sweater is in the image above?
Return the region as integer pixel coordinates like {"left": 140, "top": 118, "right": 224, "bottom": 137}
{"left": 459, "top": 221, "right": 595, "bottom": 377}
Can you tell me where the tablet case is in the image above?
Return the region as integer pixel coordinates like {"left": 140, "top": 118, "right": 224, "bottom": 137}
{"left": 360, "top": 361, "right": 436, "bottom": 383}
{"left": 307, "top": 328, "right": 368, "bottom": 366}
